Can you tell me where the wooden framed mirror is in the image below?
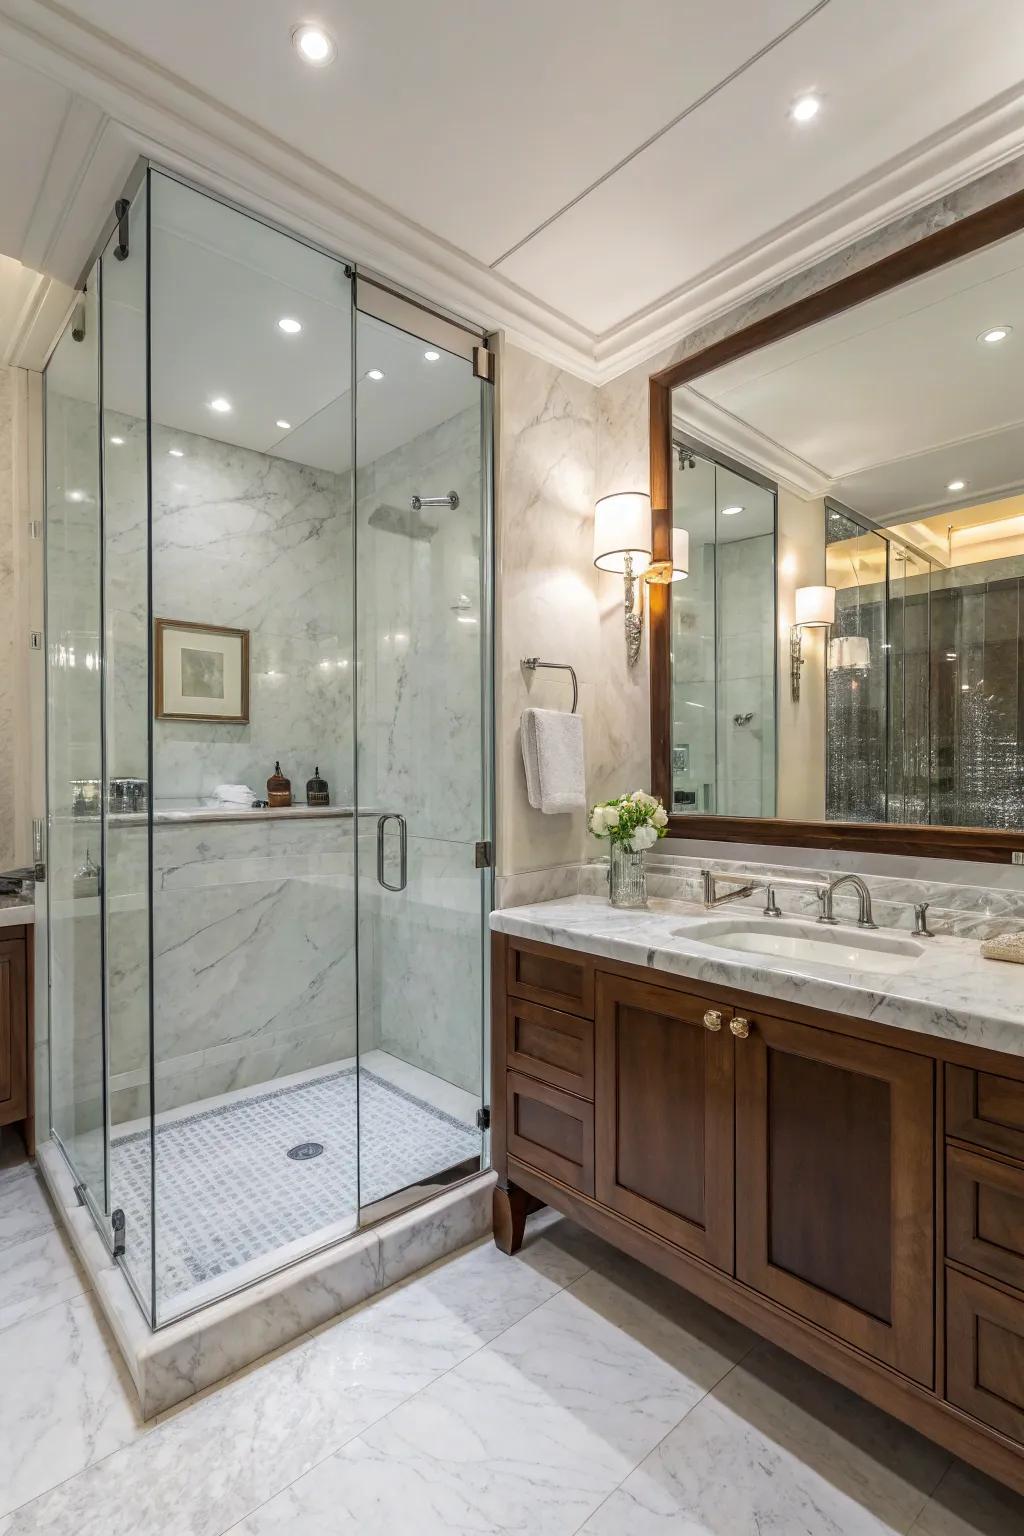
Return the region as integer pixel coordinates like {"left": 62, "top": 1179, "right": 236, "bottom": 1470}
{"left": 649, "top": 188, "right": 1024, "bottom": 862}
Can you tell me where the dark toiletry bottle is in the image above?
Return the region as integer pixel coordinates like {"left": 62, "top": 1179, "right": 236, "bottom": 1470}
{"left": 267, "top": 761, "right": 292, "bottom": 808}
{"left": 306, "top": 766, "right": 329, "bottom": 807}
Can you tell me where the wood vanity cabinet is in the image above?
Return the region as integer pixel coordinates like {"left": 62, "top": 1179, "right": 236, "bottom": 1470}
{"left": 491, "top": 931, "right": 1024, "bottom": 1497}
{"left": 0, "top": 928, "right": 32, "bottom": 1152}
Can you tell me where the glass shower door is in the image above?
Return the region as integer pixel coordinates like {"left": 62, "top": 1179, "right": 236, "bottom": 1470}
{"left": 353, "top": 287, "right": 491, "bottom": 1218}
{"left": 45, "top": 269, "right": 108, "bottom": 1218}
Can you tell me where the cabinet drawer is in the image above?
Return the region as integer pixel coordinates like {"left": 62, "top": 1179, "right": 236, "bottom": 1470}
{"left": 947, "top": 1064, "right": 1024, "bottom": 1162}
{"left": 506, "top": 937, "right": 594, "bottom": 1019}
{"left": 947, "top": 1268, "right": 1024, "bottom": 1443}
{"left": 947, "top": 1145, "right": 1024, "bottom": 1292}
{"left": 506, "top": 1071, "right": 594, "bottom": 1195}
{"left": 507, "top": 998, "right": 593, "bottom": 1099}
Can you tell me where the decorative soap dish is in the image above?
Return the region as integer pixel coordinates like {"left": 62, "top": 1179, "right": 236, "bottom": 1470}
{"left": 980, "top": 932, "right": 1024, "bottom": 965}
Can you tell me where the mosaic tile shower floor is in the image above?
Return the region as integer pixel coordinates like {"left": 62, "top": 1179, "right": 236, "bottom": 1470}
{"left": 110, "top": 1067, "right": 480, "bottom": 1309}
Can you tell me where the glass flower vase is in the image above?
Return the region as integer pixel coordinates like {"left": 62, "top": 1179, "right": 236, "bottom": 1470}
{"left": 608, "top": 840, "right": 647, "bottom": 909}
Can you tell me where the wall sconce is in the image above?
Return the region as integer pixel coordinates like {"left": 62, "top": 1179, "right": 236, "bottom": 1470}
{"left": 594, "top": 492, "right": 652, "bottom": 666}
{"left": 791, "top": 584, "right": 835, "bottom": 701}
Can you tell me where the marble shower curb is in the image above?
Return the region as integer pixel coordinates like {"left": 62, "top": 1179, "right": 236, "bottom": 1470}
{"left": 38, "top": 1140, "right": 495, "bottom": 1418}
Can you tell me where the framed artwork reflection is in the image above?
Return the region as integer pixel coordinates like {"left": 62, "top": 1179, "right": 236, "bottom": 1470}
{"left": 155, "top": 619, "right": 250, "bottom": 723}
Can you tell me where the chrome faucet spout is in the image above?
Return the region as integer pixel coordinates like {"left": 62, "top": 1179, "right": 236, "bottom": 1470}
{"left": 818, "top": 873, "right": 876, "bottom": 930}
{"left": 701, "top": 869, "right": 759, "bottom": 909}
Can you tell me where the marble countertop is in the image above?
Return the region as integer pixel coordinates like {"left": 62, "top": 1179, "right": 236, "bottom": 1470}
{"left": 490, "top": 895, "right": 1024, "bottom": 1059}
{"left": 0, "top": 895, "right": 34, "bottom": 928}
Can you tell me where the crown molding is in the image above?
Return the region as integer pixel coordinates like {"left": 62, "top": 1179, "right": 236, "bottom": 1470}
{"left": 4, "top": 267, "right": 74, "bottom": 368}
{"left": 3, "top": 0, "right": 1024, "bottom": 389}
{"left": 672, "top": 388, "right": 829, "bottom": 501}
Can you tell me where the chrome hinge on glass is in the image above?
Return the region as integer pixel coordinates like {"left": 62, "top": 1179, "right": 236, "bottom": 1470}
{"left": 32, "top": 818, "right": 45, "bottom": 883}
{"left": 112, "top": 1208, "right": 126, "bottom": 1259}
{"left": 472, "top": 345, "right": 495, "bottom": 383}
{"left": 476, "top": 1105, "right": 491, "bottom": 1132}
{"left": 474, "top": 840, "right": 493, "bottom": 869}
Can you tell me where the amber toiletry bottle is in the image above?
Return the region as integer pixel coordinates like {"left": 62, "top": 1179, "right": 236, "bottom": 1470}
{"left": 267, "top": 761, "right": 292, "bottom": 807}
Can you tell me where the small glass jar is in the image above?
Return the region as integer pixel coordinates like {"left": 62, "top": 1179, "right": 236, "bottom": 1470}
{"left": 609, "top": 840, "right": 647, "bottom": 909}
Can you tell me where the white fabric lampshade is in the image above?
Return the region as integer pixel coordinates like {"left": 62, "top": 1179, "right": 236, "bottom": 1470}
{"left": 794, "top": 584, "right": 836, "bottom": 627}
{"left": 593, "top": 492, "right": 652, "bottom": 573}
{"left": 670, "top": 527, "right": 689, "bottom": 581}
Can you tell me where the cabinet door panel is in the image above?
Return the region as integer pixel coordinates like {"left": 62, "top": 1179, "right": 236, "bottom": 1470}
{"left": 595, "top": 974, "right": 734, "bottom": 1271}
{"left": 736, "top": 1011, "right": 934, "bottom": 1386}
{"left": 0, "top": 939, "right": 27, "bottom": 1120}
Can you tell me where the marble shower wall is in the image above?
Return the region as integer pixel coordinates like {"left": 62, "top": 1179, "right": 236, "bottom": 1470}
{"left": 356, "top": 405, "right": 485, "bottom": 1094}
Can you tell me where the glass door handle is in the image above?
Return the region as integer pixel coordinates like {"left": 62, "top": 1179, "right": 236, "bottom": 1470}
{"left": 376, "top": 813, "right": 407, "bottom": 892}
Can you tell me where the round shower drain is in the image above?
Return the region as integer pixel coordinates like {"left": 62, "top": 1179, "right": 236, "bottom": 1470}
{"left": 287, "top": 1141, "right": 324, "bottom": 1161}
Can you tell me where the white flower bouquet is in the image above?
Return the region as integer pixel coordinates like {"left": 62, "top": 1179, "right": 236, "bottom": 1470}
{"left": 588, "top": 790, "right": 669, "bottom": 852}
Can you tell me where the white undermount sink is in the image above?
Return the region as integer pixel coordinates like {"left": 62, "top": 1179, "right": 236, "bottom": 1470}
{"left": 681, "top": 917, "right": 927, "bottom": 975}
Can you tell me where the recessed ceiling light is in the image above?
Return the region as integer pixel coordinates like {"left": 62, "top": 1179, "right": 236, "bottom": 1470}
{"left": 275, "top": 419, "right": 292, "bottom": 431}
{"left": 423, "top": 350, "right": 440, "bottom": 362}
{"left": 209, "top": 397, "right": 231, "bottom": 413}
{"left": 720, "top": 504, "right": 744, "bottom": 516}
{"left": 946, "top": 479, "right": 965, "bottom": 492}
{"left": 168, "top": 448, "right": 184, "bottom": 458}
{"left": 109, "top": 436, "right": 124, "bottom": 446}
{"left": 791, "top": 94, "right": 821, "bottom": 123}
{"left": 979, "top": 326, "right": 1012, "bottom": 344}
{"left": 277, "top": 317, "right": 302, "bottom": 335}
{"left": 292, "top": 23, "right": 336, "bottom": 65}
{"left": 365, "top": 368, "right": 385, "bottom": 381}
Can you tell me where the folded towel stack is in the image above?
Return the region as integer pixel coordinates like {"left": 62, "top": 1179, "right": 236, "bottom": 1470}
{"left": 521, "top": 708, "right": 586, "bottom": 814}
{"left": 210, "top": 783, "right": 257, "bottom": 806}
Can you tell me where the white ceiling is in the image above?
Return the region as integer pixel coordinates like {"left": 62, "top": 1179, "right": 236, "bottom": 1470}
{"left": 682, "top": 225, "right": 1024, "bottom": 521}
{"left": 2, "top": 0, "right": 1024, "bottom": 378}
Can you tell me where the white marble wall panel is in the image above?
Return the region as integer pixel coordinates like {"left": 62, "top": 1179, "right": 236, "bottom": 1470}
{"left": 0, "top": 365, "right": 15, "bottom": 866}
{"left": 496, "top": 344, "right": 649, "bottom": 881}
{"left": 100, "top": 814, "right": 362, "bottom": 1122}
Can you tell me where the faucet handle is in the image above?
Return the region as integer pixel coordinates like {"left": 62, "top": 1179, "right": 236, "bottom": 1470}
{"left": 913, "top": 901, "right": 934, "bottom": 938}
{"left": 763, "top": 885, "right": 782, "bottom": 918}
{"left": 815, "top": 888, "right": 837, "bottom": 925}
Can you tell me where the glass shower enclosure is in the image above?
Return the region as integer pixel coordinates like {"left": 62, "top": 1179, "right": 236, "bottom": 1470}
{"left": 43, "top": 167, "right": 493, "bottom": 1326}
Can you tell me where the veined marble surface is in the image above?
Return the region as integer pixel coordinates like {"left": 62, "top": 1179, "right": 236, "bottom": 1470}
{"left": 490, "top": 894, "right": 1024, "bottom": 1058}
{"left": 0, "top": 897, "right": 33, "bottom": 929}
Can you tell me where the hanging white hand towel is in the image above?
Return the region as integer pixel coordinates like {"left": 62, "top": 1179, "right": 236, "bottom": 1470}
{"left": 521, "top": 707, "right": 586, "bottom": 813}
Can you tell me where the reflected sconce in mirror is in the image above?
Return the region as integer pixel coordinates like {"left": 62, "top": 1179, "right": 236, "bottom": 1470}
{"left": 594, "top": 492, "right": 653, "bottom": 666}
{"left": 791, "top": 584, "right": 835, "bottom": 701}
{"left": 644, "top": 528, "right": 690, "bottom": 586}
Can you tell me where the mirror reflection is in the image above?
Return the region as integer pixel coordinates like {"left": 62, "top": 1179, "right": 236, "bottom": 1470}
{"left": 669, "top": 227, "right": 1024, "bottom": 830}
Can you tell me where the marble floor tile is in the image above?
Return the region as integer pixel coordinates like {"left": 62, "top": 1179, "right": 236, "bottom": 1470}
{"left": 0, "top": 1223, "right": 87, "bottom": 1330}
{"left": 0, "top": 1291, "right": 147, "bottom": 1519}
{"left": 581, "top": 1341, "right": 951, "bottom": 1536}
{"left": 910, "top": 1460, "right": 1024, "bottom": 1535}
{"left": 230, "top": 1246, "right": 755, "bottom": 1536}
{"left": 1, "top": 1222, "right": 589, "bottom": 1536}
{"left": 0, "top": 1166, "right": 55, "bottom": 1251}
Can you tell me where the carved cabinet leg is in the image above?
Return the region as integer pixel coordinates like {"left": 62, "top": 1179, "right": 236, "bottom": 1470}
{"left": 493, "top": 1182, "right": 533, "bottom": 1255}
